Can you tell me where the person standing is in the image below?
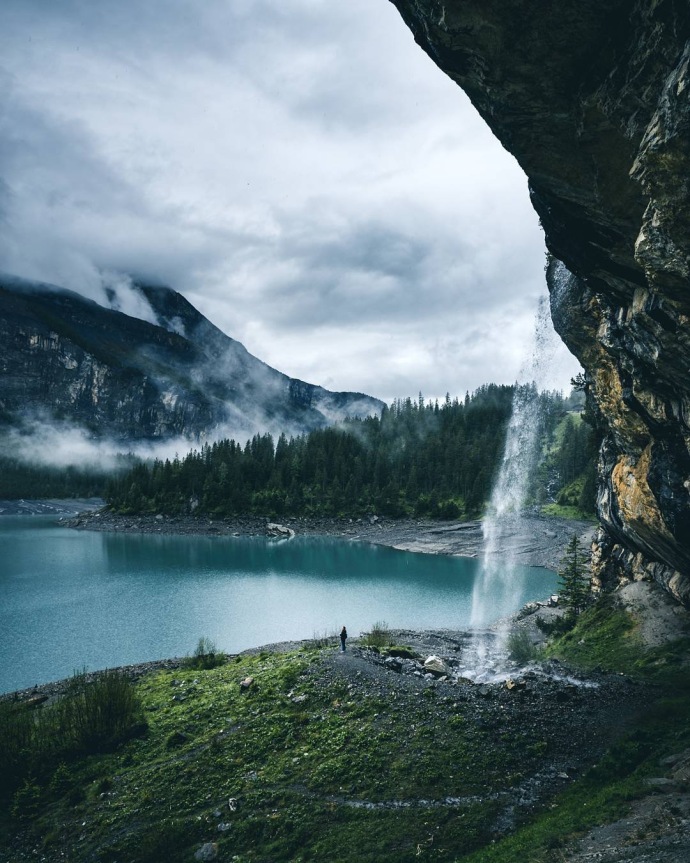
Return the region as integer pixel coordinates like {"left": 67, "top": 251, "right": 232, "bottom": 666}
{"left": 340, "top": 626, "right": 348, "bottom": 653}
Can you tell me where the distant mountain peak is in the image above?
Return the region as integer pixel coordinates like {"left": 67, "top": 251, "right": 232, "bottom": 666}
{"left": 0, "top": 274, "right": 384, "bottom": 448}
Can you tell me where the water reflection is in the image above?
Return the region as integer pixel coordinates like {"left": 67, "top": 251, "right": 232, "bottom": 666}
{"left": 0, "top": 518, "right": 558, "bottom": 693}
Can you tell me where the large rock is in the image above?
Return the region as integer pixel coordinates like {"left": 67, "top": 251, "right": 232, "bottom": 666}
{"left": 389, "top": 0, "right": 690, "bottom": 603}
{"left": 266, "top": 523, "right": 296, "bottom": 538}
{"left": 423, "top": 655, "right": 450, "bottom": 676}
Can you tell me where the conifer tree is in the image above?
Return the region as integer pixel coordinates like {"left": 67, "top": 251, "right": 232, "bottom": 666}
{"left": 557, "top": 534, "right": 591, "bottom": 613}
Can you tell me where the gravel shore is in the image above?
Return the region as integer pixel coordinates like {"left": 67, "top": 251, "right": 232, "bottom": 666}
{"left": 64, "top": 508, "right": 596, "bottom": 572}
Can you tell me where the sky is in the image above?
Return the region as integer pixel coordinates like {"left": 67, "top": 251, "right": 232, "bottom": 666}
{"left": 0, "top": 0, "right": 581, "bottom": 404}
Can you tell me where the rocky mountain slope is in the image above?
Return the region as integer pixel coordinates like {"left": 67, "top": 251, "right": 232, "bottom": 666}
{"left": 390, "top": 0, "right": 690, "bottom": 605}
{"left": 0, "top": 275, "right": 383, "bottom": 444}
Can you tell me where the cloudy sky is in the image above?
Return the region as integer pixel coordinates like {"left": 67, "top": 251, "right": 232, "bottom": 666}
{"left": 0, "top": 0, "right": 580, "bottom": 403}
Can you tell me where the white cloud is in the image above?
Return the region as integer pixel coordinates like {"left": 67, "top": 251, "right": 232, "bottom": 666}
{"left": 0, "top": 0, "right": 580, "bottom": 403}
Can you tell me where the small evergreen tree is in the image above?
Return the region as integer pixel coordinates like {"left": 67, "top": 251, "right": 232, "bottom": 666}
{"left": 558, "top": 534, "right": 591, "bottom": 613}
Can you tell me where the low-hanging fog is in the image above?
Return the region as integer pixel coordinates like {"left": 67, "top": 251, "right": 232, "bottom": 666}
{"left": 0, "top": 0, "right": 581, "bottom": 407}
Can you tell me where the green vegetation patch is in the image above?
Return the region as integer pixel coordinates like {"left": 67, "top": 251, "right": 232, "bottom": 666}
{"left": 0, "top": 648, "right": 562, "bottom": 862}
{"left": 545, "top": 597, "right": 690, "bottom": 684}
{"left": 5, "top": 603, "right": 689, "bottom": 863}
{"left": 540, "top": 502, "right": 596, "bottom": 521}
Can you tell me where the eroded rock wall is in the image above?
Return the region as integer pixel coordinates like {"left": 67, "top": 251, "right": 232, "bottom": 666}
{"left": 390, "top": 0, "right": 690, "bottom": 603}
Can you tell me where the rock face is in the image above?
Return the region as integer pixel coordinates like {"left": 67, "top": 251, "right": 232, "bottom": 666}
{"left": 0, "top": 276, "right": 383, "bottom": 444}
{"left": 390, "top": 0, "right": 690, "bottom": 604}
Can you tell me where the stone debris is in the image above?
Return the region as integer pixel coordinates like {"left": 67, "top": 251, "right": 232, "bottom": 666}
{"left": 266, "top": 522, "right": 295, "bottom": 538}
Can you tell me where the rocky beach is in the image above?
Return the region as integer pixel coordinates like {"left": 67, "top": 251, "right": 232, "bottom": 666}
{"left": 64, "top": 508, "right": 596, "bottom": 574}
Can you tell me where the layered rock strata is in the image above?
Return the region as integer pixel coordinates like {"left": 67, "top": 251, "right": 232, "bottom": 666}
{"left": 390, "top": 0, "right": 690, "bottom": 603}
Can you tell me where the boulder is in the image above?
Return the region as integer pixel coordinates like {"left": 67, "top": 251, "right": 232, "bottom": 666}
{"left": 266, "top": 523, "right": 295, "bottom": 538}
{"left": 423, "top": 655, "right": 449, "bottom": 677}
{"left": 194, "top": 843, "right": 218, "bottom": 861}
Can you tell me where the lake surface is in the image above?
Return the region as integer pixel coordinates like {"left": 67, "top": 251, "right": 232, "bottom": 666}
{"left": 0, "top": 516, "right": 559, "bottom": 693}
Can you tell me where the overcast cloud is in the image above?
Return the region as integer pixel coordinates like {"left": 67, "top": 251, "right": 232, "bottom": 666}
{"left": 0, "top": 0, "right": 580, "bottom": 402}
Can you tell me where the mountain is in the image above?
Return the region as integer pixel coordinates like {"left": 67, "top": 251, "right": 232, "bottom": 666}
{"left": 390, "top": 1, "right": 690, "bottom": 604}
{"left": 0, "top": 275, "right": 383, "bottom": 443}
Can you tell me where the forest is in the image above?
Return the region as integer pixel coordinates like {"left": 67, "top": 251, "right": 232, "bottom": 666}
{"left": 105, "top": 384, "right": 596, "bottom": 520}
{"left": 0, "top": 454, "right": 121, "bottom": 500}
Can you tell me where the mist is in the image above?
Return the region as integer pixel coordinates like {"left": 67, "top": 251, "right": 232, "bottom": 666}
{"left": 0, "top": 0, "right": 581, "bottom": 401}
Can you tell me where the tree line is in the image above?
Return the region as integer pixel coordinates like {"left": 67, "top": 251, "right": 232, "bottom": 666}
{"left": 106, "top": 384, "right": 596, "bottom": 519}
{"left": 0, "top": 455, "right": 118, "bottom": 500}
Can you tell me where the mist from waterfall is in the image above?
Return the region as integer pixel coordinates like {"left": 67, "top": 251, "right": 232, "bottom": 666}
{"left": 468, "top": 270, "right": 574, "bottom": 671}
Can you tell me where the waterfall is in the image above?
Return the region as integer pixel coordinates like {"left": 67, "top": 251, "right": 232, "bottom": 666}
{"left": 467, "top": 280, "right": 571, "bottom": 673}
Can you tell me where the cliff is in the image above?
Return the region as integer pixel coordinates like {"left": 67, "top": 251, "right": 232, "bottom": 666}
{"left": 0, "top": 276, "right": 383, "bottom": 444}
{"left": 390, "top": 0, "right": 690, "bottom": 604}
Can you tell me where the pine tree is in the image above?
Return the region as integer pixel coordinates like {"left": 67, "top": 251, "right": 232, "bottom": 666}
{"left": 557, "top": 534, "right": 590, "bottom": 613}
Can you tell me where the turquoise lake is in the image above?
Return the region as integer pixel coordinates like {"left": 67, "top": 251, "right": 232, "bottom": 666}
{"left": 0, "top": 516, "right": 559, "bottom": 693}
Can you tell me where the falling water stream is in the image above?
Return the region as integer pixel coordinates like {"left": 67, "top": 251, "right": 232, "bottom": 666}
{"left": 465, "top": 269, "right": 574, "bottom": 678}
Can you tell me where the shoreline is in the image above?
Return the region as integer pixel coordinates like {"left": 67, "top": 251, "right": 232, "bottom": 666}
{"left": 64, "top": 508, "right": 596, "bottom": 572}
{"left": 0, "top": 620, "right": 569, "bottom": 704}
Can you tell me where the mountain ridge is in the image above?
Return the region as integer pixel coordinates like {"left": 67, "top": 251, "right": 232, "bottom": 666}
{"left": 0, "top": 274, "right": 384, "bottom": 445}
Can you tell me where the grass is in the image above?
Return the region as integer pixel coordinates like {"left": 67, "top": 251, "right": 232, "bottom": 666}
{"left": 540, "top": 502, "right": 596, "bottom": 521}
{"left": 309, "top": 628, "right": 339, "bottom": 649}
{"left": 545, "top": 596, "right": 690, "bottom": 684}
{"left": 506, "top": 628, "right": 543, "bottom": 665}
{"left": 0, "top": 669, "right": 145, "bottom": 807}
{"left": 2, "top": 600, "right": 689, "bottom": 862}
{"left": 182, "top": 636, "right": 227, "bottom": 670}
{"left": 0, "top": 647, "right": 566, "bottom": 862}
{"left": 381, "top": 644, "right": 419, "bottom": 659}
{"left": 359, "top": 620, "right": 393, "bottom": 649}
{"left": 459, "top": 690, "right": 690, "bottom": 863}
{"left": 460, "top": 597, "right": 690, "bottom": 863}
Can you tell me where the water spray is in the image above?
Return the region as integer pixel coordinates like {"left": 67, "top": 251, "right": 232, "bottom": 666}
{"left": 466, "top": 273, "right": 574, "bottom": 676}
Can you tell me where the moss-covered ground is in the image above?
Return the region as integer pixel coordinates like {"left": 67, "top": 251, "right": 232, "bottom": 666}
{"left": 2, "top": 609, "right": 689, "bottom": 863}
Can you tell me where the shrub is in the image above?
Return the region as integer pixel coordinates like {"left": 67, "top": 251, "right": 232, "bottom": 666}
{"left": 49, "top": 763, "right": 74, "bottom": 797}
{"left": 0, "top": 700, "right": 35, "bottom": 798}
{"left": 360, "top": 621, "right": 393, "bottom": 649}
{"left": 535, "top": 613, "right": 577, "bottom": 637}
{"left": 184, "top": 637, "right": 226, "bottom": 670}
{"left": 55, "top": 669, "right": 147, "bottom": 753}
{"left": 310, "top": 629, "right": 338, "bottom": 649}
{"left": 11, "top": 778, "right": 42, "bottom": 821}
{"left": 0, "top": 669, "right": 145, "bottom": 806}
{"left": 507, "top": 628, "right": 542, "bottom": 665}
